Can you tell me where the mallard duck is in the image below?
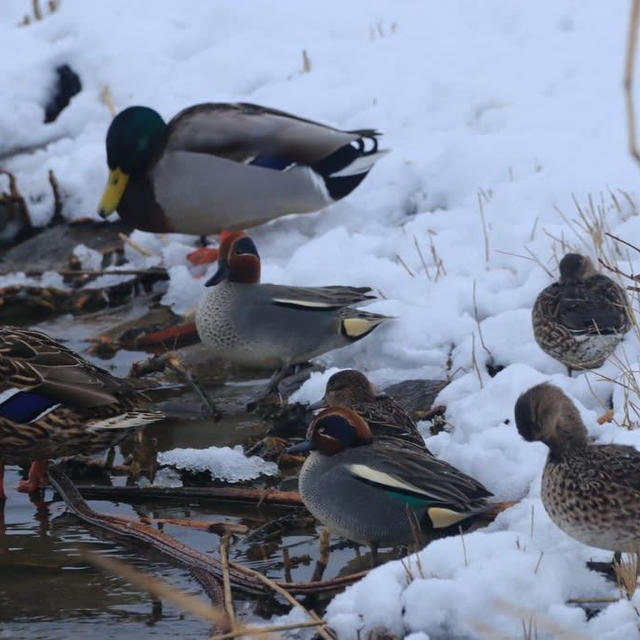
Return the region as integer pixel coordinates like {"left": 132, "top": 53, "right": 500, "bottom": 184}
{"left": 98, "top": 103, "right": 387, "bottom": 235}
{"left": 309, "top": 369, "right": 429, "bottom": 452}
{"left": 0, "top": 326, "right": 163, "bottom": 498}
{"left": 289, "top": 407, "right": 492, "bottom": 547}
{"left": 195, "top": 232, "right": 390, "bottom": 395}
{"left": 532, "top": 253, "right": 631, "bottom": 375}
{"left": 515, "top": 382, "right": 640, "bottom": 552}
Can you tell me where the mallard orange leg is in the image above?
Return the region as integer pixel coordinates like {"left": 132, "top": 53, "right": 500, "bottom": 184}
{"left": 17, "top": 460, "right": 47, "bottom": 493}
{"left": 186, "top": 245, "right": 219, "bottom": 266}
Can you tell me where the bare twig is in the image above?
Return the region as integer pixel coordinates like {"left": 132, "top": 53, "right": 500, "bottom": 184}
{"left": 118, "top": 232, "right": 155, "bottom": 257}
{"left": 48, "top": 169, "right": 63, "bottom": 222}
{"left": 84, "top": 551, "right": 227, "bottom": 625}
{"left": 472, "top": 280, "right": 493, "bottom": 360}
{"left": 477, "top": 190, "right": 490, "bottom": 264}
{"left": 470, "top": 333, "right": 484, "bottom": 389}
{"left": 229, "top": 561, "right": 335, "bottom": 640}
{"left": 166, "top": 354, "right": 219, "bottom": 419}
{"left": 100, "top": 84, "right": 116, "bottom": 117}
{"left": 494, "top": 599, "right": 589, "bottom": 640}
{"left": 395, "top": 253, "right": 415, "bottom": 277}
{"left": 458, "top": 526, "right": 468, "bottom": 568}
{"left": 413, "top": 235, "right": 431, "bottom": 279}
{"left": 220, "top": 534, "right": 235, "bottom": 632}
{"left": 302, "top": 49, "right": 312, "bottom": 73}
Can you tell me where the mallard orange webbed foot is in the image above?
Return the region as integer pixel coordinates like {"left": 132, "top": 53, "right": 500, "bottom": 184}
{"left": 187, "top": 246, "right": 219, "bottom": 267}
{"left": 16, "top": 460, "right": 48, "bottom": 493}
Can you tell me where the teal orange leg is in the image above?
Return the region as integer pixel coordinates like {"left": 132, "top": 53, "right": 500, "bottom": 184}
{"left": 17, "top": 460, "right": 47, "bottom": 493}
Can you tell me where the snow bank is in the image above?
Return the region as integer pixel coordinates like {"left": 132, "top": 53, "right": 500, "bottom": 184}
{"left": 4, "top": 0, "right": 640, "bottom": 636}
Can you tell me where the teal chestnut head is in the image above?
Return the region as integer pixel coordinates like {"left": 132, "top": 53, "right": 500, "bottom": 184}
{"left": 287, "top": 407, "right": 373, "bottom": 456}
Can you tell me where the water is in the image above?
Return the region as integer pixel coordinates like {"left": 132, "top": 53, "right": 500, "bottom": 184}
{"left": 0, "top": 312, "right": 375, "bottom": 638}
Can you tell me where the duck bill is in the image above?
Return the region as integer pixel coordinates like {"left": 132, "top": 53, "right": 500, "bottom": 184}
{"left": 205, "top": 260, "right": 230, "bottom": 286}
{"left": 307, "top": 397, "right": 327, "bottom": 411}
{"left": 286, "top": 440, "right": 316, "bottom": 454}
{"left": 98, "top": 168, "right": 130, "bottom": 218}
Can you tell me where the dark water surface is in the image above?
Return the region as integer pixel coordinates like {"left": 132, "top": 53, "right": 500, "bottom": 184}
{"left": 0, "top": 314, "right": 375, "bottom": 639}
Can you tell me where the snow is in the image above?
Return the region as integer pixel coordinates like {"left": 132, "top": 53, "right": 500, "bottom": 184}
{"left": 3, "top": 0, "right": 640, "bottom": 636}
{"left": 157, "top": 445, "right": 278, "bottom": 482}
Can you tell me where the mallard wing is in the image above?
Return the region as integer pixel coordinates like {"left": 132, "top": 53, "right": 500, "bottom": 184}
{"left": 165, "top": 102, "right": 379, "bottom": 166}
{"left": 346, "top": 445, "right": 493, "bottom": 514}
{"left": 557, "top": 276, "right": 630, "bottom": 335}
{"left": 0, "top": 326, "right": 137, "bottom": 409}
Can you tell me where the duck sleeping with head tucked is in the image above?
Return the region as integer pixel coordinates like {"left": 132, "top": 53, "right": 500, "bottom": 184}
{"left": 532, "top": 253, "right": 630, "bottom": 375}
{"left": 515, "top": 383, "right": 640, "bottom": 554}
{"left": 195, "top": 232, "right": 390, "bottom": 397}
{"left": 0, "top": 326, "right": 163, "bottom": 498}
{"left": 98, "top": 102, "right": 387, "bottom": 236}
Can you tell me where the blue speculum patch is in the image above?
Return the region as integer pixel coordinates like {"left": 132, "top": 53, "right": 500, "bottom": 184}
{"left": 0, "top": 390, "right": 58, "bottom": 423}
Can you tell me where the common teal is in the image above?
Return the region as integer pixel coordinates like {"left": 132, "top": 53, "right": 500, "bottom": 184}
{"left": 195, "top": 232, "right": 390, "bottom": 394}
{"left": 310, "top": 369, "right": 429, "bottom": 452}
{"left": 515, "top": 382, "right": 640, "bottom": 552}
{"left": 532, "top": 253, "right": 631, "bottom": 375}
{"left": 0, "top": 326, "right": 163, "bottom": 498}
{"left": 98, "top": 103, "right": 387, "bottom": 235}
{"left": 289, "top": 407, "right": 492, "bottom": 547}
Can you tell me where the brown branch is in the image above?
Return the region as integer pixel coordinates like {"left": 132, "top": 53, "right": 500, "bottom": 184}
{"left": 139, "top": 516, "right": 247, "bottom": 535}
{"left": 71, "top": 484, "right": 304, "bottom": 506}
{"left": 50, "top": 467, "right": 369, "bottom": 597}
{"left": 47, "top": 169, "right": 63, "bottom": 223}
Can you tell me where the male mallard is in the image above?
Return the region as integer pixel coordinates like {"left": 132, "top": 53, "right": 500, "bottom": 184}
{"left": 195, "top": 232, "right": 390, "bottom": 395}
{"left": 0, "top": 326, "right": 163, "bottom": 498}
{"left": 532, "top": 253, "right": 631, "bottom": 375}
{"left": 289, "top": 407, "right": 492, "bottom": 547}
{"left": 98, "top": 103, "right": 387, "bottom": 235}
{"left": 309, "top": 369, "right": 429, "bottom": 452}
{"left": 515, "top": 383, "right": 640, "bottom": 552}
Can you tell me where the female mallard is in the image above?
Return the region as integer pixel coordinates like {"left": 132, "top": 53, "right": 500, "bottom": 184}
{"left": 0, "top": 326, "right": 163, "bottom": 498}
{"left": 515, "top": 383, "right": 640, "bottom": 552}
{"left": 289, "top": 408, "right": 492, "bottom": 547}
{"left": 309, "top": 369, "right": 429, "bottom": 453}
{"left": 532, "top": 253, "right": 631, "bottom": 375}
{"left": 98, "top": 103, "right": 387, "bottom": 235}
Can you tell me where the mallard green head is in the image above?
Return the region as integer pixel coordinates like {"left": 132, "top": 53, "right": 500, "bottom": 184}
{"left": 98, "top": 106, "right": 167, "bottom": 218}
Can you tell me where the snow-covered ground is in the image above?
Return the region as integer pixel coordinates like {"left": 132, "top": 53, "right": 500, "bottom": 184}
{"left": 3, "top": 0, "right": 640, "bottom": 636}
